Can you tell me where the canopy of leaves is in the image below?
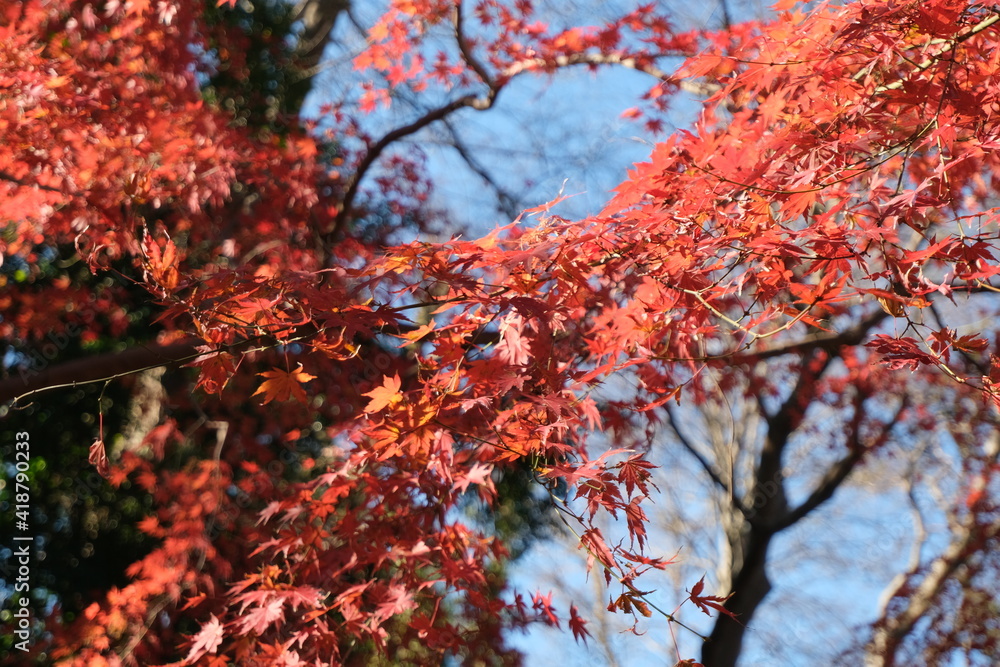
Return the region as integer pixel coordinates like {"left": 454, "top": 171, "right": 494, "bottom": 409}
{"left": 3, "top": 0, "right": 1000, "bottom": 665}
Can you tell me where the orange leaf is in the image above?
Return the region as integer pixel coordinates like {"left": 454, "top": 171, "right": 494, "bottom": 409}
{"left": 253, "top": 365, "right": 317, "bottom": 404}
{"left": 394, "top": 322, "right": 435, "bottom": 346}
{"left": 363, "top": 373, "right": 402, "bottom": 413}
{"left": 142, "top": 231, "right": 180, "bottom": 292}
{"left": 301, "top": 607, "right": 331, "bottom": 623}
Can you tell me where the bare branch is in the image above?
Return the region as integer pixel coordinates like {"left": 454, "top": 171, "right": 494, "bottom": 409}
{"left": 501, "top": 51, "right": 672, "bottom": 81}
{"left": 328, "top": 92, "right": 496, "bottom": 242}
{"left": 754, "top": 348, "right": 835, "bottom": 514}
{"left": 718, "top": 0, "right": 732, "bottom": 31}
{"left": 867, "top": 518, "right": 1000, "bottom": 664}
{"left": 775, "top": 449, "right": 862, "bottom": 531}
{"left": 327, "top": 38, "right": 715, "bottom": 243}
{"left": 439, "top": 117, "right": 522, "bottom": 221}
{"left": 774, "top": 397, "right": 907, "bottom": 532}
{"left": 665, "top": 402, "right": 739, "bottom": 503}
{"left": 454, "top": 0, "right": 496, "bottom": 90}
{"left": 0, "top": 170, "right": 79, "bottom": 197}
{"left": 876, "top": 440, "right": 933, "bottom": 615}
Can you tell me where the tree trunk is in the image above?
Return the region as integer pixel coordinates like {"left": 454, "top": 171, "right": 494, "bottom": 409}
{"left": 702, "top": 520, "right": 775, "bottom": 667}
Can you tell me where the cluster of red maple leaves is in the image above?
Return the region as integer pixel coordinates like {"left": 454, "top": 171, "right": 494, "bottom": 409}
{"left": 5, "top": 0, "right": 1000, "bottom": 664}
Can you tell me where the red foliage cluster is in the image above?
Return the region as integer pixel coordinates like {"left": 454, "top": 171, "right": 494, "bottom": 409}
{"left": 5, "top": 0, "right": 1000, "bottom": 664}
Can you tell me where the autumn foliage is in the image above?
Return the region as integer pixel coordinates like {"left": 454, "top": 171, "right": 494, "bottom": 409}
{"left": 4, "top": 0, "right": 1000, "bottom": 664}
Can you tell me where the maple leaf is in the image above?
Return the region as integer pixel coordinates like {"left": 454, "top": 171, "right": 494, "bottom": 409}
{"left": 688, "top": 576, "right": 737, "bottom": 620}
{"left": 624, "top": 498, "right": 649, "bottom": 550}
{"left": 236, "top": 596, "right": 286, "bottom": 635}
{"left": 375, "top": 584, "right": 417, "bottom": 622}
{"left": 866, "top": 335, "right": 939, "bottom": 372}
{"left": 136, "top": 515, "right": 163, "bottom": 537}
{"left": 452, "top": 462, "right": 494, "bottom": 494}
{"left": 616, "top": 453, "right": 658, "bottom": 497}
{"left": 363, "top": 373, "right": 403, "bottom": 412}
{"left": 88, "top": 439, "right": 111, "bottom": 478}
{"left": 954, "top": 333, "right": 989, "bottom": 353}
{"left": 191, "top": 350, "right": 237, "bottom": 395}
{"left": 495, "top": 314, "right": 531, "bottom": 366}
{"left": 531, "top": 591, "right": 560, "bottom": 627}
{"left": 568, "top": 604, "right": 590, "bottom": 643}
{"left": 184, "top": 615, "right": 224, "bottom": 664}
{"left": 253, "top": 365, "right": 317, "bottom": 404}
{"left": 141, "top": 230, "right": 180, "bottom": 293}
{"left": 580, "top": 527, "right": 617, "bottom": 574}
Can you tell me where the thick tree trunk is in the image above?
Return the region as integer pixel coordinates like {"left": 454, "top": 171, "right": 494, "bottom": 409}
{"left": 701, "top": 521, "right": 775, "bottom": 667}
{"left": 699, "top": 352, "right": 833, "bottom": 667}
{"left": 292, "top": 0, "right": 349, "bottom": 75}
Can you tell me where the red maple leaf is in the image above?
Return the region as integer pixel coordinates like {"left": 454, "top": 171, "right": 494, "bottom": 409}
{"left": 568, "top": 604, "right": 591, "bottom": 643}
{"left": 688, "top": 576, "right": 738, "bottom": 620}
{"left": 88, "top": 439, "right": 111, "bottom": 478}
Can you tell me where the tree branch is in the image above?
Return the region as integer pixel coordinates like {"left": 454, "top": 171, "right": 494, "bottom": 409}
{"left": 774, "top": 449, "right": 861, "bottom": 531}
{"left": 328, "top": 92, "right": 496, "bottom": 242}
{"left": 292, "top": 0, "right": 350, "bottom": 77}
{"left": 454, "top": 0, "right": 496, "bottom": 89}
{"left": 771, "top": 395, "right": 907, "bottom": 532}
{"left": 717, "top": 0, "right": 732, "bottom": 31}
{"left": 866, "top": 516, "right": 1000, "bottom": 665}
{"left": 0, "top": 339, "right": 204, "bottom": 408}
{"left": 752, "top": 349, "right": 834, "bottom": 519}
{"left": 740, "top": 309, "right": 889, "bottom": 361}
{"left": 873, "top": 12, "right": 1000, "bottom": 93}
{"left": 866, "top": 430, "right": 1000, "bottom": 665}
{"left": 0, "top": 316, "right": 501, "bottom": 408}
{"left": 0, "top": 170, "right": 79, "bottom": 197}
{"left": 664, "top": 407, "right": 721, "bottom": 490}
{"left": 439, "top": 117, "right": 522, "bottom": 221}
{"left": 501, "top": 51, "right": 672, "bottom": 80}
{"left": 327, "top": 41, "right": 711, "bottom": 243}
{"left": 664, "top": 402, "right": 750, "bottom": 516}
